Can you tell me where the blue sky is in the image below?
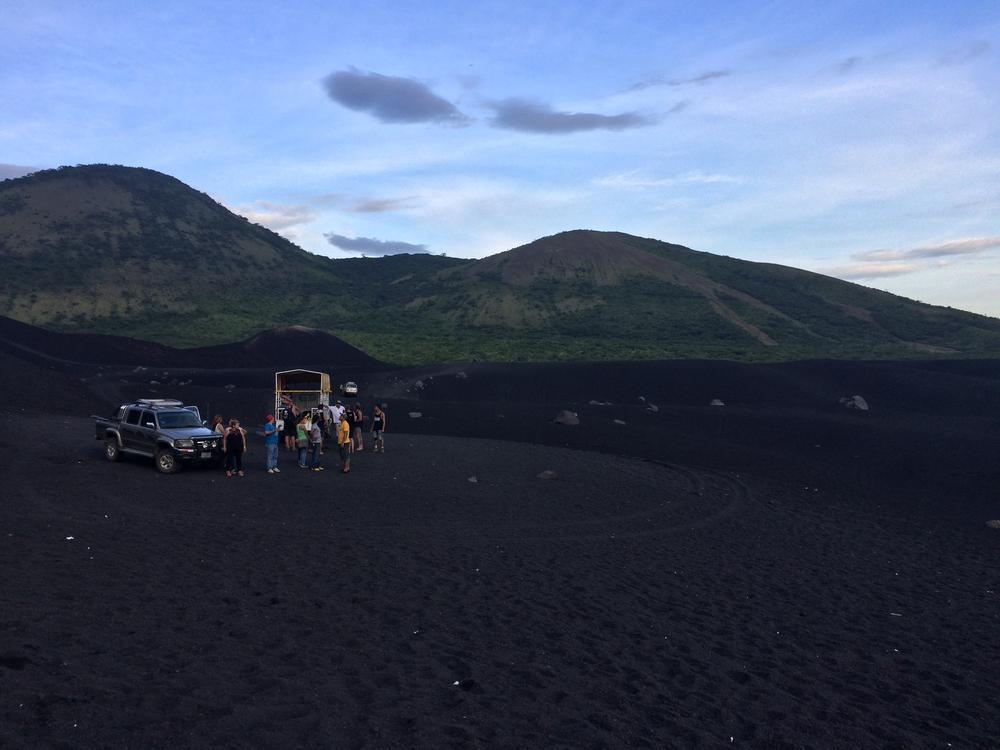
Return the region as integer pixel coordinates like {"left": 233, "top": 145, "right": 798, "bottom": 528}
{"left": 3, "top": 0, "right": 999, "bottom": 316}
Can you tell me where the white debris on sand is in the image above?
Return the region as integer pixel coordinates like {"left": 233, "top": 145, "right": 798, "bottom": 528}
{"left": 839, "top": 395, "right": 869, "bottom": 411}
{"left": 554, "top": 410, "right": 579, "bottom": 425}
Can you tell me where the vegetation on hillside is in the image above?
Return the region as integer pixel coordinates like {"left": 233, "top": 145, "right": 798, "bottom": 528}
{"left": 3, "top": 166, "right": 1000, "bottom": 363}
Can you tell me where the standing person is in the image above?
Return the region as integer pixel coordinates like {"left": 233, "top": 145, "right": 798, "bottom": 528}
{"left": 342, "top": 404, "right": 355, "bottom": 454}
{"left": 352, "top": 403, "right": 365, "bottom": 452}
{"left": 296, "top": 414, "right": 310, "bottom": 468}
{"left": 315, "top": 409, "right": 327, "bottom": 454}
{"left": 211, "top": 414, "right": 225, "bottom": 436}
{"left": 281, "top": 398, "right": 299, "bottom": 451}
{"left": 322, "top": 403, "right": 333, "bottom": 441}
{"left": 371, "top": 404, "right": 386, "bottom": 453}
{"left": 263, "top": 414, "right": 280, "bottom": 474}
{"left": 337, "top": 409, "right": 352, "bottom": 474}
{"left": 309, "top": 417, "right": 324, "bottom": 471}
{"left": 223, "top": 418, "right": 247, "bottom": 477}
{"left": 331, "top": 400, "right": 345, "bottom": 445}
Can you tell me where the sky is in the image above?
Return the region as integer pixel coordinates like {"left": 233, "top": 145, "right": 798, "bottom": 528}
{"left": 2, "top": 0, "right": 999, "bottom": 317}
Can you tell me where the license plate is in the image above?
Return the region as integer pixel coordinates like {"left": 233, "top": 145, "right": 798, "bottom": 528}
{"left": 200, "top": 452, "right": 213, "bottom": 459}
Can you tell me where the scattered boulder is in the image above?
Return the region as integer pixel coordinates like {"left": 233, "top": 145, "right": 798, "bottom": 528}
{"left": 638, "top": 396, "right": 646, "bottom": 403}
{"left": 224, "top": 384, "right": 236, "bottom": 391}
{"left": 986, "top": 520, "right": 1000, "bottom": 529}
{"left": 149, "top": 380, "right": 160, "bottom": 385}
{"left": 588, "top": 399, "right": 609, "bottom": 406}
{"left": 467, "top": 476, "right": 478, "bottom": 484}
{"left": 537, "top": 470, "right": 558, "bottom": 480}
{"left": 408, "top": 411, "right": 422, "bottom": 419}
{"left": 413, "top": 379, "right": 424, "bottom": 391}
{"left": 709, "top": 399, "right": 725, "bottom": 407}
{"left": 839, "top": 395, "right": 869, "bottom": 411}
{"left": 614, "top": 419, "right": 626, "bottom": 426}
{"left": 553, "top": 410, "right": 579, "bottom": 426}
{"left": 646, "top": 404, "right": 659, "bottom": 413}
{"left": 455, "top": 370, "right": 467, "bottom": 379}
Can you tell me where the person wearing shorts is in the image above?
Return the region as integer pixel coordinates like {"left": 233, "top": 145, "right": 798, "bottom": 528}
{"left": 282, "top": 400, "right": 299, "bottom": 451}
{"left": 371, "top": 404, "right": 386, "bottom": 453}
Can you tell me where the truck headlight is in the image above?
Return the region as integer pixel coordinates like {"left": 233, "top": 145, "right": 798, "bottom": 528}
{"left": 175, "top": 439, "right": 194, "bottom": 448}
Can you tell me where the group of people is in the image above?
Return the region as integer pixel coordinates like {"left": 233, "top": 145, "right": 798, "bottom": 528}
{"left": 210, "top": 401, "right": 386, "bottom": 477}
{"left": 272, "top": 398, "right": 386, "bottom": 475}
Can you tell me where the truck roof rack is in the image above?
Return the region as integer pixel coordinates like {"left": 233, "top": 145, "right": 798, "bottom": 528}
{"left": 135, "top": 399, "right": 185, "bottom": 408}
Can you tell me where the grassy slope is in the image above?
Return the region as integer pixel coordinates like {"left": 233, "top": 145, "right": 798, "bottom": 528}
{"left": 3, "top": 168, "right": 1000, "bottom": 363}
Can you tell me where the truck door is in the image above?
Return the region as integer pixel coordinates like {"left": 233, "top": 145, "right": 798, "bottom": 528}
{"left": 123, "top": 407, "right": 143, "bottom": 450}
{"left": 138, "top": 410, "right": 158, "bottom": 455}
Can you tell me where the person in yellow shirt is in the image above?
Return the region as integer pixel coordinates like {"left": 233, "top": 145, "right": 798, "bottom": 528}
{"left": 337, "top": 414, "right": 352, "bottom": 474}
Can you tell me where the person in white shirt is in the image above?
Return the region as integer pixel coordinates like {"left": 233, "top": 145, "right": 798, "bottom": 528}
{"left": 330, "top": 400, "right": 346, "bottom": 435}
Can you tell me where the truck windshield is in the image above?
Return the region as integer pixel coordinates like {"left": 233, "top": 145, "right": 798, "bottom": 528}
{"left": 157, "top": 411, "right": 203, "bottom": 429}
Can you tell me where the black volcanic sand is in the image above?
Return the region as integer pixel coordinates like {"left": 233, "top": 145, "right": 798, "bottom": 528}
{"left": 2, "top": 344, "right": 1000, "bottom": 747}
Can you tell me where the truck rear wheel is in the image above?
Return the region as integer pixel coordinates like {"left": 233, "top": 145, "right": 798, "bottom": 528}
{"left": 155, "top": 448, "right": 180, "bottom": 474}
{"left": 104, "top": 439, "right": 121, "bottom": 462}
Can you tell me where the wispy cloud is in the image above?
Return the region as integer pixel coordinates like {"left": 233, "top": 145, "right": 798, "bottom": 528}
{"left": 324, "top": 233, "right": 429, "bottom": 255}
{"left": 824, "top": 236, "right": 1000, "bottom": 279}
{"left": 347, "top": 197, "right": 412, "bottom": 213}
{"left": 488, "top": 98, "right": 653, "bottom": 134}
{"left": 937, "top": 39, "right": 991, "bottom": 67}
{"left": 823, "top": 261, "right": 924, "bottom": 280}
{"left": 835, "top": 56, "right": 863, "bottom": 75}
{"left": 322, "top": 68, "right": 468, "bottom": 125}
{"left": 626, "top": 69, "right": 731, "bottom": 92}
{"left": 855, "top": 236, "right": 1000, "bottom": 261}
{"left": 0, "top": 163, "right": 39, "bottom": 180}
{"left": 595, "top": 169, "right": 742, "bottom": 189}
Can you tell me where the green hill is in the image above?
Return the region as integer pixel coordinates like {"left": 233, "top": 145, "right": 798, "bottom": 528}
{"left": 2, "top": 164, "right": 999, "bottom": 363}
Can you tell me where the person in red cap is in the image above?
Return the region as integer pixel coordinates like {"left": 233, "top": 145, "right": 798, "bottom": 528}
{"left": 263, "top": 414, "right": 280, "bottom": 474}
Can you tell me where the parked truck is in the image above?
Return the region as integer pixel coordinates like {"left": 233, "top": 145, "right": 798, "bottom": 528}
{"left": 93, "top": 399, "right": 224, "bottom": 474}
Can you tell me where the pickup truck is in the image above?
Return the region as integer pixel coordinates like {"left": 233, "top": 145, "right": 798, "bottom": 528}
{"left": 94, "top": 399, "right": 224, "bottom": 473}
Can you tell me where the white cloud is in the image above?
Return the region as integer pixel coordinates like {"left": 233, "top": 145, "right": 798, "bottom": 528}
{"left": 230, "top": 200, "right": 315, "bottom": 230}
{"left": 822, "top": 261, "right": 924, "bottom": 280}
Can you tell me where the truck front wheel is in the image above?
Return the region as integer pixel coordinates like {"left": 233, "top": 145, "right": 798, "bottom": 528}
{"left": 104, "top": 438, "right": 121, "bottom": 462}
{"left": 155, "top": 448, "right": 180, "bottom": 474}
